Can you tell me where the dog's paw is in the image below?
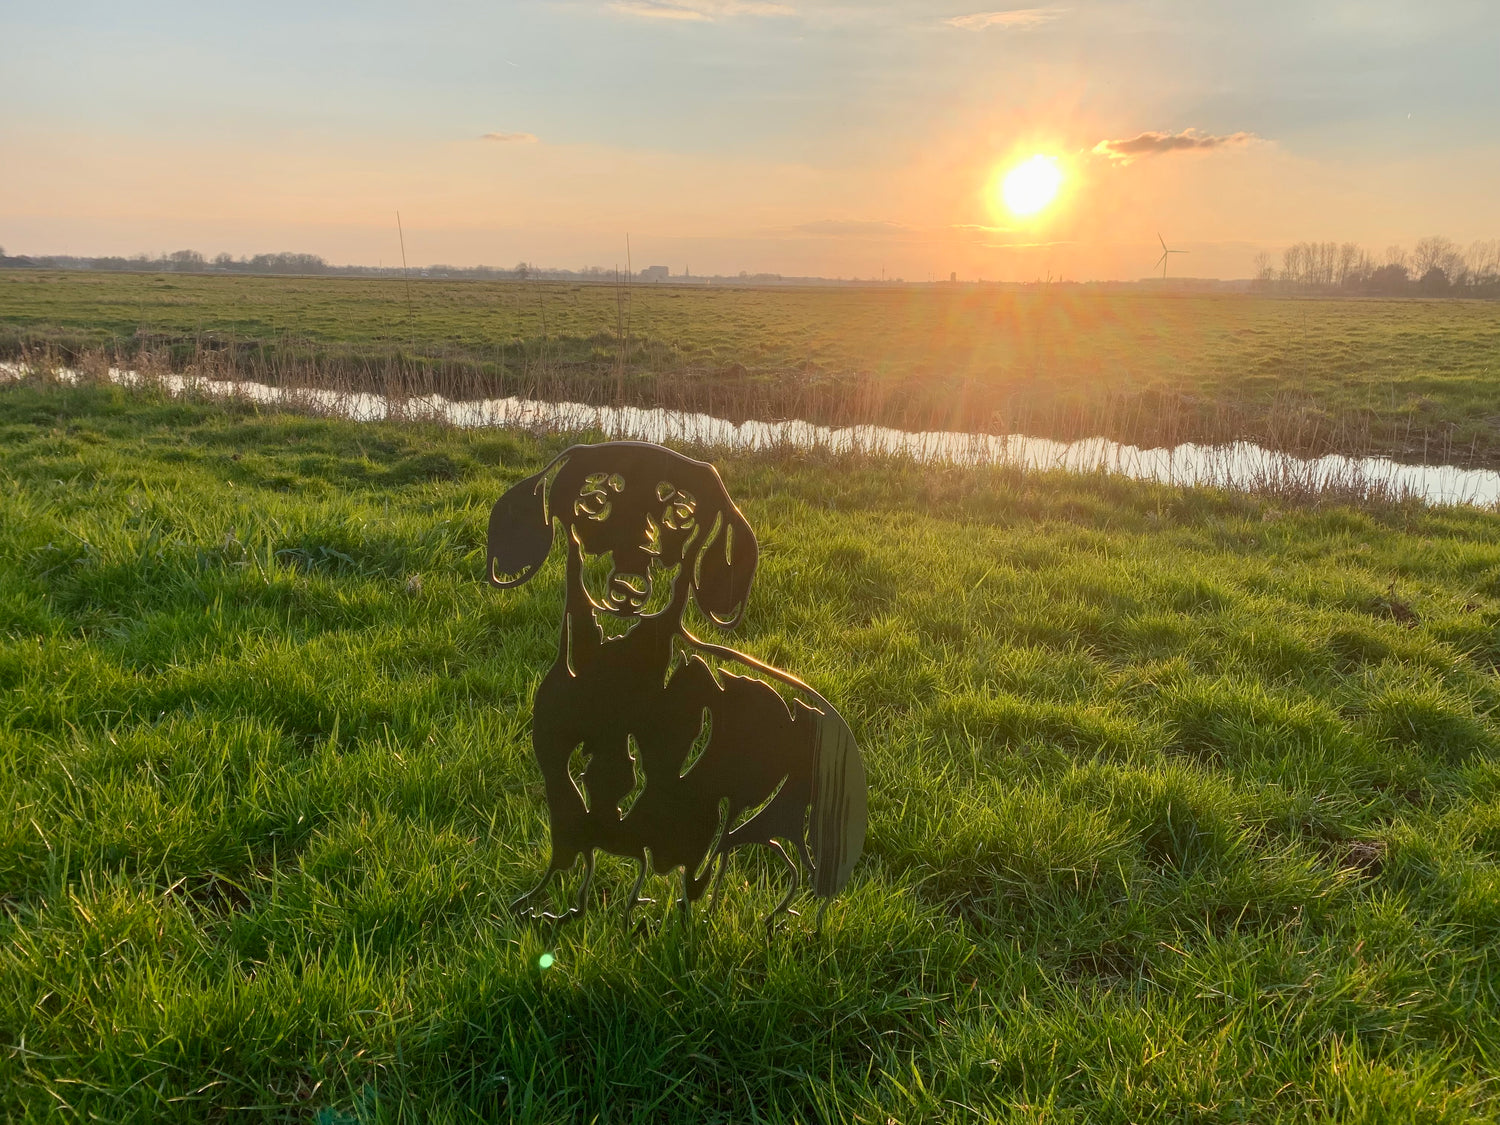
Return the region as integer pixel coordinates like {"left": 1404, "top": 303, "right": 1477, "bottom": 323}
{"left": 512, "top": 894, "right": 571, "bottom": 924}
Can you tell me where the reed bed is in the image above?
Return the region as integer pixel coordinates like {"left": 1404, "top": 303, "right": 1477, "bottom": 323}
{"left": 2, "top": 315, "right": 1487, "bottom": 472}
{"left": 8, "top": 348, "right": 1497, "bottom": 512}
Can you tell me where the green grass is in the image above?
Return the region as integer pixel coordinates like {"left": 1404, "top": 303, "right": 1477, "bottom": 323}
{"left": 6, "top": 269, "right": 1500, "bottom": 465}
{"left": 3, "top": 379, "right": 1500, "bottom": 1121}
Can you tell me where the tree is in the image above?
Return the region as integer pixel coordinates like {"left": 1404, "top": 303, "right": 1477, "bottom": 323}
{"left": 1366, "top": 263, "right": 1409, "bottom": 295}
{"left": 1336, "top": 242, "right": 1364, "bottom": 287}
{"left": 1314, "top": 241, "right": 1338, "bottom": 286}
{"left": 247, "top": 252, "right": 326, "bottom": 275}
{"left": 1420, "top": 266, "right": 1451, "bottom": 295}
{"left": 1280, "top": 244, "right": 1305, "bottom": 284}
{"left": 1413, "top": 236, "right": 1466, "bottom": 284}
{"left": 1467, "top": 239, "right": 1500, "bottom": 283}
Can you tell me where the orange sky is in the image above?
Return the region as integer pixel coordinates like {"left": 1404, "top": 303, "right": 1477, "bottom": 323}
{"left": 4, "top": 2, "right": 1498, "bottom": 279}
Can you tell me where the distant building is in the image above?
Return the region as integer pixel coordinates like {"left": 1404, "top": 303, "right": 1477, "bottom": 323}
{"left": 640, "top": 265, "right": 669, "bottom": 281}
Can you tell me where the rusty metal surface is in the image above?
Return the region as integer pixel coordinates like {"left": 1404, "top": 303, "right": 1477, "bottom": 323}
{"left": 487, "top": 441, "right": 866, "bottom": 928}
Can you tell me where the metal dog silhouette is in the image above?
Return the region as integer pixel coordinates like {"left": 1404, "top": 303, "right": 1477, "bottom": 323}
{"left": 487, "top": 441, "right": 866, "bottom": 928}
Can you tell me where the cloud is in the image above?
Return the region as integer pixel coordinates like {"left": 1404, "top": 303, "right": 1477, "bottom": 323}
{"left": 610, "top": 2, "right": 710, "bottom": 20}
{"left": 480, "top": 131, "right": 539, "bottom": 143}
{"left": 944, "top": 8, "right": 1063, "bottom": 30}
{"left": 952, "top": 224, "right": 1078, "bottom": 246}
{"left": 793, "top": 219, "right": 913, "bottom": 238}
{"left": 610, "top": 0, "right": 792, "bottom": 21}
{"left": 1092, "top": 129, "right": 1258, "bottom": 162}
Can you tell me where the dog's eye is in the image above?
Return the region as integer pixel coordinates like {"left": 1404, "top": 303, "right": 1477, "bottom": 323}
{"left": 575, "top": 490, "right": 611, "bottom": 521}
{"left": 663, "top": 487, "right": 697, "bottom": 530}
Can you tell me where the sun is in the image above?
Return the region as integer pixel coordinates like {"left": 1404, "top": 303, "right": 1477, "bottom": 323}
{"left": 1000, "top": 154, "right": 1063, "bottom": 218}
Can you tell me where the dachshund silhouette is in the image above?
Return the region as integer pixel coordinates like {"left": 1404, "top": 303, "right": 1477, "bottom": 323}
{"left": 487, "top": 441, "right": 866, "bottom": 928}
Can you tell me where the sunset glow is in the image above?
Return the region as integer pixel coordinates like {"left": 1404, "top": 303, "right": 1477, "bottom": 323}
{"left": 1000, "top": 155, "right": 1063, "bottom": 218}
{"left": 2, "top": 6, "right": 1496, "bottom": 279}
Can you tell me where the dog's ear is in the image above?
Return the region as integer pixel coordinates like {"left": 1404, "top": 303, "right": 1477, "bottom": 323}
{"left": 694, "top": 505, "right": 757, "bottom": 628}
{"left": 487, "top": 470, "right": 553, "bottom": 587}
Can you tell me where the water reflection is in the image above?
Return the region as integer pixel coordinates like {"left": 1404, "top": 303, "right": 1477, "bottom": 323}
{"left": 7, "top": 364, "right": 1499, "bottom": 509}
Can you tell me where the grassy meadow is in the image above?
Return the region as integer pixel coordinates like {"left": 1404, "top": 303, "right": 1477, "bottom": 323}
{"left": 3, "top": 375, "right": 1500, "bottom": 1121}
{"left": 6, "top": 269, "right": 1500, "bottom": 466}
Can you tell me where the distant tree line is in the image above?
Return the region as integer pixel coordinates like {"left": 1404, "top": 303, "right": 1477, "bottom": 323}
{"left": 5, "top": 238, "right": 1497, "bottom": 295}
{"left": 1253, "top": 236, "right": 1500, "bottom": 297}
{"left": 0, "top": 249, "right": 810, "bottom": 288}
{"left": 0, "top": 248, "right": 809, "bottom": 286}
{"left": 0, "top": 247, "right": 553, "bottom": 280}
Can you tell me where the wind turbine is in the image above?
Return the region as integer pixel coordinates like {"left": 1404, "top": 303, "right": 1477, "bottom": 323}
{"left": 1155, "top": 233, "right": 1188, "bottom": 279}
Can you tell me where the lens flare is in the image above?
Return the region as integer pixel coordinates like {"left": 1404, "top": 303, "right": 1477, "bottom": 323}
{"left": 538, "top": 952, "right": 555, "bottom": 970}
{"left": 1000, "top": 155, "right": 1063, "bottom": 218}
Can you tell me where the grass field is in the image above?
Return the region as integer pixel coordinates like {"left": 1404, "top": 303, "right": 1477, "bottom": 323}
{"left": 4, "top": 376, "right": 1500, "bottom": 1121}
{"left": 5, "top": 270, "right": 1500, "bottom": 466}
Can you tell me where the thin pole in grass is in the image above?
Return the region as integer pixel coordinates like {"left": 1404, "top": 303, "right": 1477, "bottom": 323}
{"left": 396, "top": 211, "right": 416, "bottom": 356}
{"left": 536, "top": 277, "right": 550, "bottom": 391}
{"left": 615, "top": 263, "right": 626, "bottom": 406}
{"left": 625, "top": 232, "right": 633, "bottom": 407}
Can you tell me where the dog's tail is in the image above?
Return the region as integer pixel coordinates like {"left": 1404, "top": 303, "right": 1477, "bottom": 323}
{"left": 807, "top": 704, "right": 866, "bottom": 899}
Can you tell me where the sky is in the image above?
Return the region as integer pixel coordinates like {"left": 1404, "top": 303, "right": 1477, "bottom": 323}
{"left": 2, "top": 0, "right": 1498, "bottom": 280}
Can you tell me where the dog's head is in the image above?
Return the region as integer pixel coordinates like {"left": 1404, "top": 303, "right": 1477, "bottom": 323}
{"left": 486, "top": 442, "right": 757, "bottom": 628}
